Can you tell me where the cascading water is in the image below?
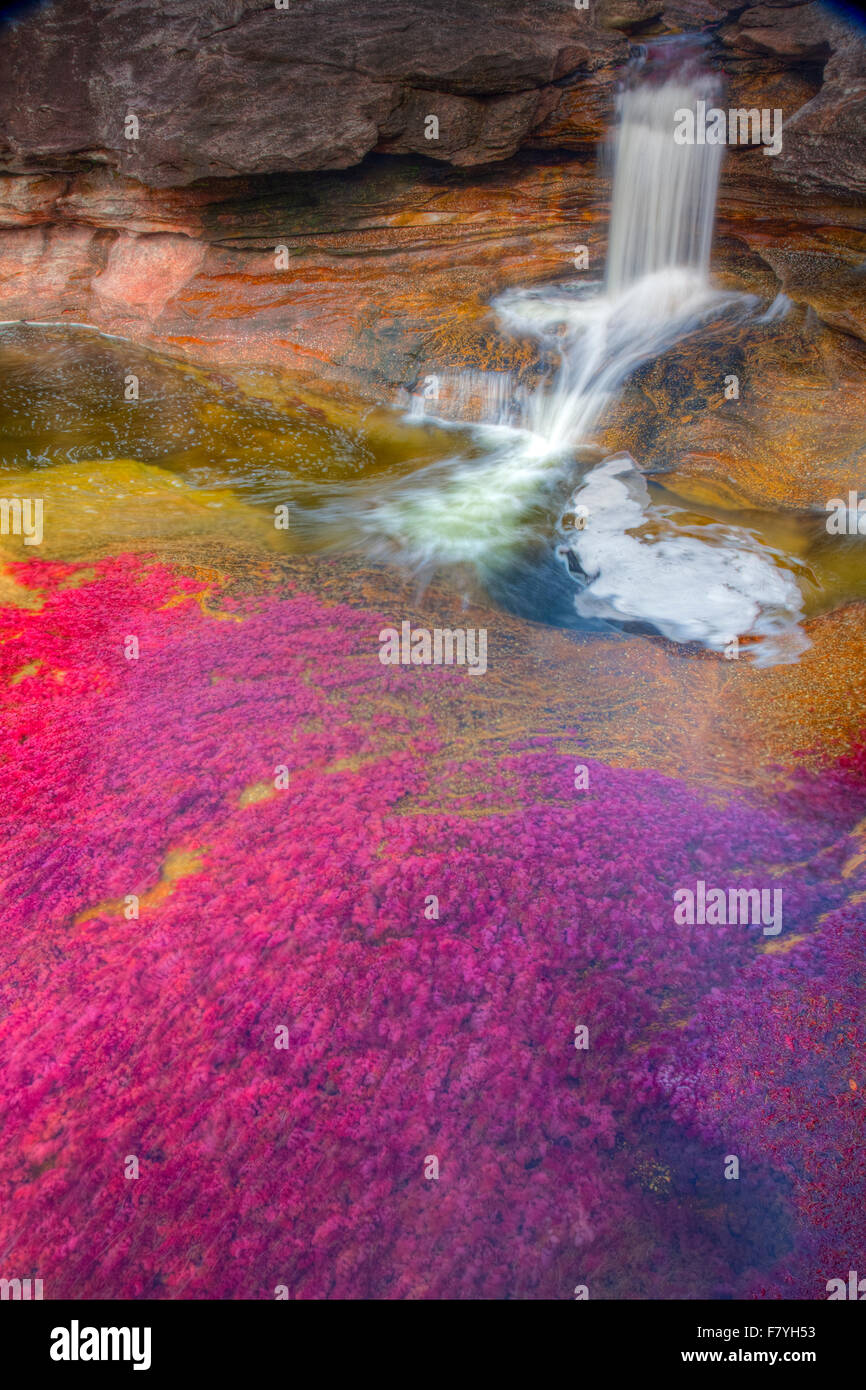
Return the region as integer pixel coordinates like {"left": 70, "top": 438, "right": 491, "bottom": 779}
{"left": 406, "top": 369, "right": 522, "bottom": 428}
{"left": 324, "top": 36, "right": 808, "bottom": 664}
{"left": 605, "top": 53, "right": 722, "bottom": 292}
{"left": 491, "top": 41, "right": 742, "bottom": 455}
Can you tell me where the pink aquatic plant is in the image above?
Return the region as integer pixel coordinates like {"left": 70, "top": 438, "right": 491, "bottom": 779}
{"left": 0, "top": 557, "right": 863, "bottom": 1299}
{"left": 646, "top": 904, "right": 866, "bottom": 1299}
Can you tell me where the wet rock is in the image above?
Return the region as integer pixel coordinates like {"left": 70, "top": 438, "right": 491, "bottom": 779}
{"left": 600, "top": 306, "right": 866, "bottom": 511}
{"left": 769, "top": 27, "right": 866, "bottom": 204}
{"left": 599, "top": 2, "right": 667, "bottom": 34}
{"left": 0, "top": 1, "right": 858, "bottom": 197}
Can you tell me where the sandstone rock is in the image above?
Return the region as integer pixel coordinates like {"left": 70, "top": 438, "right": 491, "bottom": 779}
{"left": 747, "top": 246, "right": 866, "bottom": 342}
{"left": 92, "top": 233, "right": 208, "bottom": 320}
{"left": 723, "top": 3, "right": 834, "bottom": 58}
{"left": 377, "top": 87, "right": 563, "bottom": 165}
{"left": 0, "top": 0, "right": 601, "bottom": 185}
{"left": 599, "top": 1, "right": 666, "bottom": 33}
{"left": 598, "top": 306, "right": 866, "bottom": 511}
{"left": 0, "top": 173, "right": 67, "bottom": 227}
{"left": 767, "top": 26, "right": 866, "bottom": 203}
{"left": 0, "top": 0, "right": 856, "bottom": 192}
{"left": 0, "top": 0, "right": 861, "bottom": 536}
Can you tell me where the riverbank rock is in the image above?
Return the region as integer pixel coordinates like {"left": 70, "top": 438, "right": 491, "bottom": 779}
{"left": 0, "top": 1, "right": 862, "bottom": 510}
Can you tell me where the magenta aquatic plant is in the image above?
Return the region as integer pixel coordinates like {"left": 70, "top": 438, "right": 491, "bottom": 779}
{"left": 0, "top": 557, "right": 863, "bottom": 1299}
{"left": 646, "top": 902, "right": 866, "bottom": 1299}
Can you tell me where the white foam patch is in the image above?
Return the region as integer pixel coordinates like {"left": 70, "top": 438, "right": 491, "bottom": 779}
{"left": 565, "top": 455, "right": 809, "bottom": 665}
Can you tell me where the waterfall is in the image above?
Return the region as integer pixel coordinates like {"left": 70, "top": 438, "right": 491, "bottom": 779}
{"left": 406, "top": 368, "right": 521, "bottom": 427}
{"left": 490, "top": 41, "right": 737, "bottom": 454}
{"left": 334, "top": 37, "right": 807, "bottom": 664}
{"left": 605, "top": 62, "right": 723, "bottom": 293}
{"left": 394, "top": 38, "right": 734, "bottom": 455}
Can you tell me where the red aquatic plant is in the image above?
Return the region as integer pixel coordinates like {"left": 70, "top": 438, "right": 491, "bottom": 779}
{"left": 0, "top": 556, "right": 863, "bottom": 1299}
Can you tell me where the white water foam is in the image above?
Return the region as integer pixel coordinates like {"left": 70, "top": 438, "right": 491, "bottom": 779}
{"left": 565, "top": 456, "right": 808, "bottom": 665}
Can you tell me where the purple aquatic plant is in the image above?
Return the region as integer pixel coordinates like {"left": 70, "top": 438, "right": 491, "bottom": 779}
{"left": 0, "top": 557, "right": 863, "bottom": 1299}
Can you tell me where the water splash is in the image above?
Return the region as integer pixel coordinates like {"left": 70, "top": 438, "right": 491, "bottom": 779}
{"left": 495, "top": 268, "right": 747, "bottom": 454}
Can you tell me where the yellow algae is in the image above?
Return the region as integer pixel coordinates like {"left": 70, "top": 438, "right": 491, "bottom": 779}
{"left": 161, "top": 848, "right": 206, "bottom": 883}
{"left": 239, "top": 781, "right": 276, "bottom": 808}
{"left": 10, "top": 659, "right": 41, "bottom": 685}
{"left": 194, "top": 590, "right": 246, "bottom": 622}
{"left": 74, "top": 845, "right": 207, "bottom": 925}
{"left": 842, "top": 849, "right": 866, "bottom": 879}
{"left": 0, "top": 565, "right": 44, "bottom": 610}
{"left": 840, "top": 817, "right": 866, "bottom": 878}
{"left": 158, "top": 585, "right": 245, "bottom": 622}
{"left": 323, "top": 753, "right": 385, "bottom": 775}
{"left": 0, "top": 458, "right": 280, "bottom": 564}
{"left": 56, "top": 567, "right": 98, "bottom": 590}
{"left": 631, "top": 1158, "right": 673, "bottom": 1195}
{"left": 657, "top": 473, "right": 762, "bottom": 512}
{"left": 241, "top": 750, "right": 392, "bottom": 802}
{"left": 760, "top": 933, "right": 808, "bottom": 955}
